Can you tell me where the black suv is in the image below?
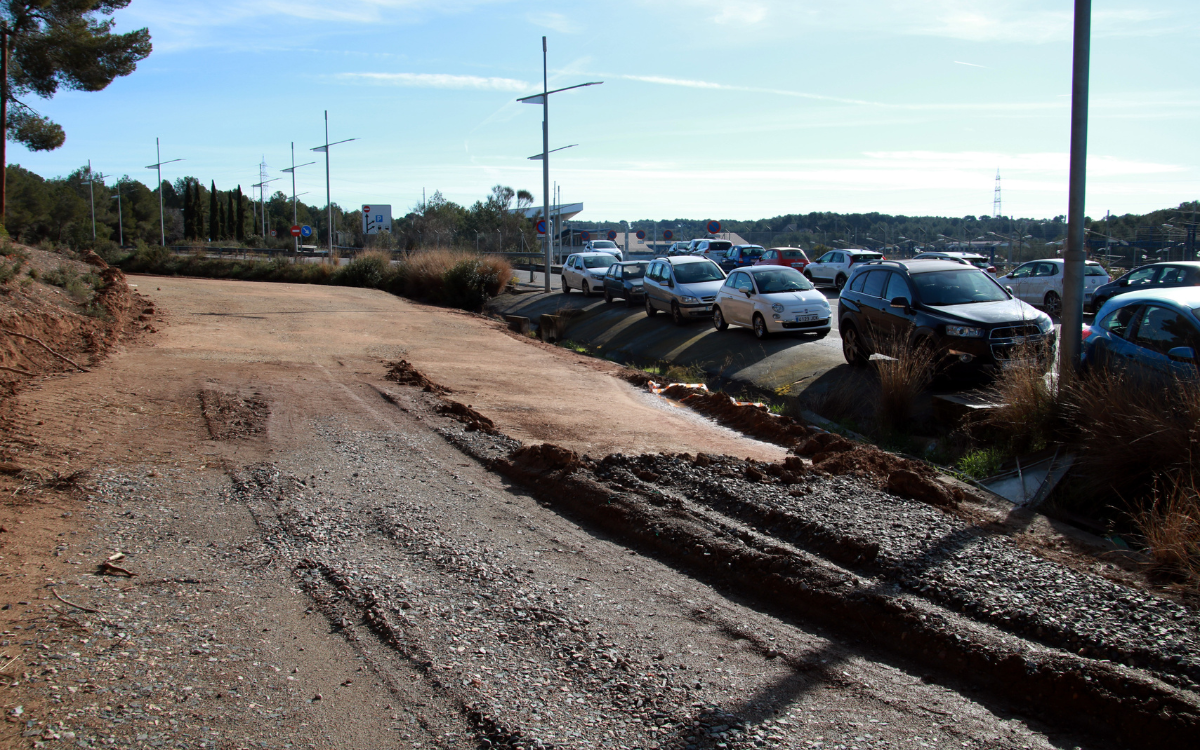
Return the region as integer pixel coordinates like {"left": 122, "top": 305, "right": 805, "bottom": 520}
{"left": 837, "top": 259, "right": 1055, "bottom": 370}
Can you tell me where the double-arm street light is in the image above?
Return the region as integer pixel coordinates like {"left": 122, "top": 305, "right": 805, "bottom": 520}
{"left": 518, "top": 37, "right": 602, "bottom": 293}
{"left": 310, "top": 111, "right": 358, "bottom": 262}
{"left": 145, "top": 138, "right": 183, "bottom": 247}
{"left": 282, "top": 142, "right": 316, "bottom": 260}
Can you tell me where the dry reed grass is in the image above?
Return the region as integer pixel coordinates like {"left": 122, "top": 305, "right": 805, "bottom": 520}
{"left": 980, "top": 340, "right": 1060, "bottom": 451}
{"left": 870, "top": 329, "right": 937, "bottom": 431}
{"left": 1136, "top": 476, "right": 1200, "bottom": 587}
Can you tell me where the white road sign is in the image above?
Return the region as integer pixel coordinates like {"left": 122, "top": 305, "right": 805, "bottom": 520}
{"left": 362, "top": 204, "right": 392, "bottom": 235}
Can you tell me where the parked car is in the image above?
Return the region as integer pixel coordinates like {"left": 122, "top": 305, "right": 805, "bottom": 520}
{"left": 913, "top": 251, "right": 996, "bottom": 275}
{"left": 838, "top": 259, "right": 1054, "bottom": 371}
{"left": 602, "top": 261, "right": 649, "bottom": 306}
{"left": 1088, "top": 261, "right": 1200, "bottom": 313}
{"left": 694, "top": 239, "right": 733, "bottom": 262}
{"left": 561, "top": 252, "right": 619, "bottom": 296}
{"left": 755, "top": 247, "right": 810, "bottom": 271}
{"left": 643, "top": 256, "right": 728, "bottom": 325}
{"left": 804, "top": 248, "right": 885, "bottom": 290}
{"left": 663, "top": 241, "right": 691, "bottom": 257}
{"left": 1082, "top": 287, "right": 1200, "bottom": 384}
{"left": 998, "top": 258, "right": 1109, "bottom": 317}
{"left": 717, "top": 245, "right": 766, "bottom": 272}
{"left": 582, "top": 240, "right": 622, "bottom": 259}
{"left": 712, "top": 266, "right": 831, "bottom": 339}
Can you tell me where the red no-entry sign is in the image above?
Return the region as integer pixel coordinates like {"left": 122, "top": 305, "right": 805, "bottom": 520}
{"left": 290, "top": 225, "right": 302, "bottom": 237}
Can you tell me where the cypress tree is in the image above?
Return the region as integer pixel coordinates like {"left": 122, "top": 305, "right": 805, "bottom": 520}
{"left": 236, "top": 186, "right": 245, "bottom": 242}
{"left": 193, "top": 181, "right": 203, "bottom": 239}
{"left": 208, "top": 181, "right": 219, "bottom": 241}
{"left": 227, "top": 193, "right": 236, "bottom": 241}
{"left": 182, "top": 181, "right": 191, "bottom": 239}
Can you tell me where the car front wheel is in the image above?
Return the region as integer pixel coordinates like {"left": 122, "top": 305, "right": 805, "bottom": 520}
{"left": 671, "top": 302, "right": 686, "bottom": 326}
{"left": 562, "top": 279, "right": 571, "bottom": 294}
{"left": 645, "top": 295, "right": 658, "bottom": 317}
{"left": 752, "top": 313, "right": 769, "bottom": 339}
{"left": 582, "top": 282, "right": 591, "bottom": 297}
{"left": 713, "top": 306, "right": 728, "bottom": 331}
{"left": 604, "top": 289, "right": 613, "bottom": 303}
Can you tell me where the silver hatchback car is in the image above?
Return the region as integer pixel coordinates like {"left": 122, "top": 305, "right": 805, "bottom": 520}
{"left": 643, "top": 256, "right": 728, "bottom": 325}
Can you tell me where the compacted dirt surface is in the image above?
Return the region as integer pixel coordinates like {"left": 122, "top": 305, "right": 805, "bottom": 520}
{"left": 0, "top": 275, "right": 1195, "bottom": 750}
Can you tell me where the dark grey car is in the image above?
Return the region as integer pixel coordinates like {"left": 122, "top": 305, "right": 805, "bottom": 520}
{"left": 603, "top": 261, "right": 649, "bottom": 306}
{"left": 1089, "top": 261, "right": 1200, "bottom": 313}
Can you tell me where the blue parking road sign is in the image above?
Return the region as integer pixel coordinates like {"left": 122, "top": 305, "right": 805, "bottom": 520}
{"left": 300, "top": 225, "right": 313, "bottom": 238}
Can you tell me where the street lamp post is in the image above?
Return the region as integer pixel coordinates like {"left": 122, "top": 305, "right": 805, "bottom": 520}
{"left": 145, "top": 138, "right": 183, "bottom": 247}
{"left": 281, "top": 142, "right": 316, "bottom": 261}
{"left": 310, "top": 111, "right": 358, "bottom": 263}
{"left": 87, "top": 160, "right": 96, "bottom": 242}
{"left": 110, "top": 186, "right": 123, "bottom": 247}
{"left": 518, "top": 37, "right": 602, "bottom": 293}
{"left": 1060, "top": 0, "right": 1092, "bottom": 382}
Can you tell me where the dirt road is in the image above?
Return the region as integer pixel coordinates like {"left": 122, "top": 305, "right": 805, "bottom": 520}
{"left": 0, "top": 277, "right": 1119, "bottom": 748}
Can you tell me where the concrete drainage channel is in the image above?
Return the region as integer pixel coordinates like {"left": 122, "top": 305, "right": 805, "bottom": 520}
{"left": 372, "top": 359, "right": 1200, "bottom": 749}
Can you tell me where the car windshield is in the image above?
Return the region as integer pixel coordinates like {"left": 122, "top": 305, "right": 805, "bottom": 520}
{"left": 583, "top": 255, "right": 616, "bottom": 269}
{"left": 621, "top": 263, "right": 647, "bottom": 279}
{"left": 674, "top": 261, "right": 725, "bottom": 283}
{"left": 753, "top": 268, "right": 813, "bottom": 293}
{"left": 1085, "top": 264, "right": 1108, "bottom": 277}
{"left": 592, "top": 241, "right": 618, "bottom": 249}
{"left": 913, "top": 269, "right": 1008, "bottom": 305}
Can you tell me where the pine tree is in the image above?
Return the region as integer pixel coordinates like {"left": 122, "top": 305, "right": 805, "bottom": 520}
{"left": 193, "top": 181, "right": 203, "bottom": 240}
{"left": 235, "top": 186, "right": 245, "bottom": 242}
{"left": 227, "top": 193, "right": 235, "bottom": 241}
{"left": 208, "top": 181, "right": 218, "bottom": 241}
{"left": 181, "top": 180, "right": 191, "bottom": 239}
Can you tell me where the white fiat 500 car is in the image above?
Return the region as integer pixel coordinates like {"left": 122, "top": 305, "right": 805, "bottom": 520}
{"left": 562, "top": 252, "right": 619, "bottom": 296}
{"left": 713, "top": 265, "right": 831, "bottom": 339}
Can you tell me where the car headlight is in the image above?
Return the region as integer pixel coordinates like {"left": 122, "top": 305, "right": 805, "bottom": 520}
{"left": 680, "top": 296, "right": 699, "bottom": 304}
{"left": 771, "top": 303, "right": 785, "bottom": 313}
{"left": 946, "top": 325, "right": 984, "bottom": 338}
{"left": 1036, "top": 315, "right": 1053, "bottom": 333}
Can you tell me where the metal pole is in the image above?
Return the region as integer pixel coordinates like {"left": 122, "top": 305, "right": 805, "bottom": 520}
{"left": 325, "top": 110, "right": 333, "bottom": 262}
{"left": 1059, "top": 0, "right": 1091, "bottom": 383}
{"left": 291, "top": 142, "right": 298, "bottom": 260}
{"left": 88, "top": 160, "right": 96, "bottom": 241}
{"left": 156, "top": 138, "right": 165, "bottom": 246}
{"left": 541, "top": 37, "right": 551, "bottom": 293}
{"left": 113, "top": 184, "right": 123, "bottom": 246}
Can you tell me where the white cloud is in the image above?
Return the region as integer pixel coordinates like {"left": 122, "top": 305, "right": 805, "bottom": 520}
{"left": 333, "top": 72, "right": 533, "bottom": 92}
{"left": 527, "top": 11, "right": 581, "bottom": 34}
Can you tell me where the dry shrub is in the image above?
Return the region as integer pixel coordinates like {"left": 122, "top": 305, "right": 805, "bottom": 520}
{"left": 980, "top": 340, "right": 1060, "bottom": 451}
{"left": 871, "top": 330, "right": 936, "bottom": 432}
{"left": 477, "top": 254, "right": 513, "bottom": 297}
{"left": 1136, "top": 476, "right": 1200, "bottom": 587}
{"left": 1064, "top": 369, "right": 1200, "bottom": 503}
{"left": 402, "top": 248, "right": 461, "bottom": 300}
{"left": 333, "top": 249, "right": 394, "bottom": 288}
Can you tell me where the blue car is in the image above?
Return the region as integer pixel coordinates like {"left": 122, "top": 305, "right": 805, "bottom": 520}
{"left": 1082, "top": 287, "right": 1200, "bottom": 384}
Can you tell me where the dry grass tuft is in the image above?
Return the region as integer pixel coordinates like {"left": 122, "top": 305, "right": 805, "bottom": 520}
{"left": 980, "top": 340, "right": 1060, "bottom": 452}
{"left": 402, "top": 247, "right": 462, "bottom": 300}
{"left": 1136, "top": 476, "right": 1200, "bottom": 588}
{"left": 871, "top": 330, "right": 937, "bottom": 432}
{"left": 477, "top": 254, "right": 513, "bottom": 297}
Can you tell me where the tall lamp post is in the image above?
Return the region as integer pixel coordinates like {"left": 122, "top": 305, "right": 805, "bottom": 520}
{"left": 518, "top": 36, "right": 602, "bottom": 293}
{"left": 1060, "top": 0, "right": 1092, "bottom": 382}
{"left": 110, "top": 187, "right": 123, "bottom": 247}
{"left": 145, "top": 138, "right": 182, "bottom": 247}
{"left": 310, "top": 111, "right": 358, "bottom": 263}
{"left": 281, "top": 142, "right": 316, "bottom": 260}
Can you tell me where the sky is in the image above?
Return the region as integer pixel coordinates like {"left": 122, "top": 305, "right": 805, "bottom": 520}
{"left": 11, "top": 0, "right": 1200, "bottom": 223}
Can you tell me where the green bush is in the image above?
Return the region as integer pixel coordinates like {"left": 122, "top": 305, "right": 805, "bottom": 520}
{"left": 332, "top": 250, "right": 393, "bottom": 288}
{"left": 0, "top": 260, "right": 19, "bottom": 284}
{"left": 440, "top": 258, "right": 492, "bottom": 310}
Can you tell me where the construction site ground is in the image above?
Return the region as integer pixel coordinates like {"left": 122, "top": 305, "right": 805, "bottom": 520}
{"left": 0, "top": 274, "right": 1195, "bottom": 750}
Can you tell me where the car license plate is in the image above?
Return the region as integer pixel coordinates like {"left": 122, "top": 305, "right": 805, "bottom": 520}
{"left": 795, "top": 314, "right": 818, "bottom": 323}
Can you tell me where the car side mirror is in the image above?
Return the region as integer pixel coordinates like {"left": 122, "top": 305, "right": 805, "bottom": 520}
{"left": 1006, "top": 286, "right": 1015, "bottom": 294}
{"left": 889, "top": 296, "right": 911, "bottom": 311}
{"left": 667, "top": 279, "right": 674, "bottom": 288}
{"left": 1168, "top": 346, "right": 1196, "bottom": 362}
{"left": 743, "top": 289, "right": 753, "bottom": 298}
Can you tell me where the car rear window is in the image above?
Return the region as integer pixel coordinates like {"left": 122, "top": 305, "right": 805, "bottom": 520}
{"left": 583, "top": 255, "right": 616, "bottom": 269}
{"left": 1085, "top": 263, "right": 1108, "bottom": 277}
{"left": 709, "top": 241, "right": 733, "bottom": 251}
{"left": 851, "top": 253, "right": 883, "bottom": 263}
{"left": 622, "top": 263, "right": 647, "bottom": 279}
{"left": 781, "top": 250, "right": 807, "bottom": 259}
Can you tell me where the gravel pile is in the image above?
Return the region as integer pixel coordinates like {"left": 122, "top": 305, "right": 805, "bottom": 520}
{"left": 592, "top": 453, "right": 1200, "bottom": 690}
